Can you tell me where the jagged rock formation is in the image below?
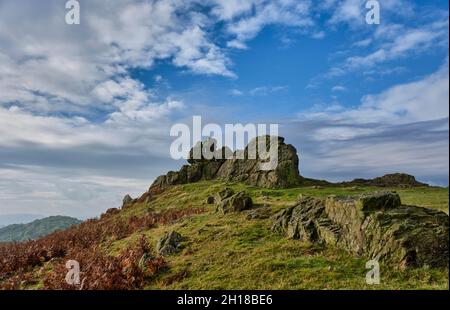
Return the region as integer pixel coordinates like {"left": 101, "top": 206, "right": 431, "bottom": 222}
{"left": 150, "top": 136, "right": 305, "bottom": 191}
{"left": 343, "top": 173, "right": 429, "bottom": 188}
{"left": 272, "top": 192, "right": 449, "bottom": 269}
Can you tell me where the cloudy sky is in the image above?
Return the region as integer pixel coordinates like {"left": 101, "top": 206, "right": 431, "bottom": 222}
{"left": 0, "top": 0, "right": 448, "bottom": 219}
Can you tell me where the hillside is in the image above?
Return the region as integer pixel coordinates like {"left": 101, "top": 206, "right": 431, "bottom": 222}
{"left": 121, "top": 182, "right": 449, "bottom": 289}
{"left": 0, "top": 136, "right": 448, "bottom": 290}
{"left": 0, "top": 182, "right": 448, "bottom": 290}
{"left": 0, "top": 216, "right": 81, "bottom": 242}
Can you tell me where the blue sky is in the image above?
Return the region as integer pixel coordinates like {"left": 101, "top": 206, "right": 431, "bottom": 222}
{"left": 0, "top": 0, "right": 448, "bottom": 219}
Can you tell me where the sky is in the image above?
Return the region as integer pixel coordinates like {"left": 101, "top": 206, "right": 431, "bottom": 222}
{"left": 0, "top": 0, "right": 448, "bottom": 219}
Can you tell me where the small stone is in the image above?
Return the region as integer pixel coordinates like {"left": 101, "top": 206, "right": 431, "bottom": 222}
{"left": 156, "top": 231, "right": 186, "bottom": 256}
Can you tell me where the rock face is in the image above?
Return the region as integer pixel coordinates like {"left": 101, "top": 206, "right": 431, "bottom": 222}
{"left": 156, "top": 231, "right": 185, "bottom": 256}
{"left": 150, "top": 136, "right": 304, "bottom": 191}
{"left": 344, "top": 173, "right": 428, "bottom": 188}
{"left": 272, "top": 192, "right": 449, "bottom": 268}
{"left": 214, "top": 188, "right": 253, "bottom": 214}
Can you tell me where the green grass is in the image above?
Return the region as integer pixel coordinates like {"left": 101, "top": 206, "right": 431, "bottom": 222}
{"left": 106, "top": 181, "right": 448, "bottom": 290}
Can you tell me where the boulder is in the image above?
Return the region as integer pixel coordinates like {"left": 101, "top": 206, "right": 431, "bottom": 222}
{"left": 122, "top": 194, "right": 134, "bottom": 208}
{"left": 156, "top": 231, "right": 186, "bottom": 256}
{"left": 214, "top": 188, "right": 253, "bottom": 214}
{"left": 271, "top": 192, "right": 449, "bottom": 268}
{"left": 214, "top": 187, "right": 235, "bottom": 202}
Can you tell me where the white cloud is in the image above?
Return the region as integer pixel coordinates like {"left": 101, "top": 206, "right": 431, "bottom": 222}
{"left": 360, "top": 62, "right": 449, "bottom": 123}
{"left": 328, "top": 0, "right": 414, "bottom": 26}
{"left": 308, "top": 11, "right": 449, "bottom": 84}
{"left": 0, "top": 165, "right": 150, "bottom": 219}
{"left": 353, "top": 38, "right": 372, "bottom": 47}
{"left": 0, "top": 0, "right": 235, "bottom": 117}
{"left": 228, "top": 85, "right": 288, "bottom": 96}
{"left": 216, "top": 0, "right": 314, "bottom": 49}
{"left": 249, "top": 85, "right": 288, "bottom": 96}
{"left": 209, "top": 0, "right": 258, "bottom": 21}
{"left": 328, "top": 0, "right": 362, "bottom": 25}
{"left": 230, "top": 89, "right": 244, "bottom": 96}
{"left": 331, "top": 85, "right": 347, "bottom": 92}
{"left": 305, "top": 61, "right": 449, "bottom": 125}
{"left": 345, "top": 26, "right": 448, "bottom": 70}
{"left": 0, "top": 103, "right": 183, "bottom": 217}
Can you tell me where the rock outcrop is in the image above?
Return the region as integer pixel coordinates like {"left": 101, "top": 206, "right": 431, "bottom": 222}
{"left": 343, "top": 173, "right": 429, "bottom": 188}
{"left": 150, "top": 136, "right": 305, "bottom": 191}
{"left": 148, "top": 137, "right": 425, "bottom": 194}
{"left": 272, "top": 192, "right": 449, "bottom": 268}
{"left": 122, "top": 194, "right": 135, "bottom": 209}
{"left": 156, "top": 231, "right": 186, "bottom": 256}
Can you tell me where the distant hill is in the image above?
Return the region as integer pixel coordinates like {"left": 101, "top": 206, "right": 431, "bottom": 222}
{"left": 0, "top": 216, "right": 81, "bottom": 242}
{"left": 0, "top": 213, "right": 44, "bottom": 228}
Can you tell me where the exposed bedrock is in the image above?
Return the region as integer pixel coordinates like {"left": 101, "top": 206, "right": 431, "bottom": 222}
{"left": 271, "top": 192, "right": 449, "bottom": 269}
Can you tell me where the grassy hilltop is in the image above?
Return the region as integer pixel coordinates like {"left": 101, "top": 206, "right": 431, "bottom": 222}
{"left": 116, "top": 182, "right": 449, "bottom": 290}
{"left": 1, "top": 181, "right": 447, "bottom": 290}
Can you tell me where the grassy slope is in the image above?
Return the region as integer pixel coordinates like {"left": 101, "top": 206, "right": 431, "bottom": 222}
{"left": 109, "top": 182, "right": 449, "bottom": 290}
